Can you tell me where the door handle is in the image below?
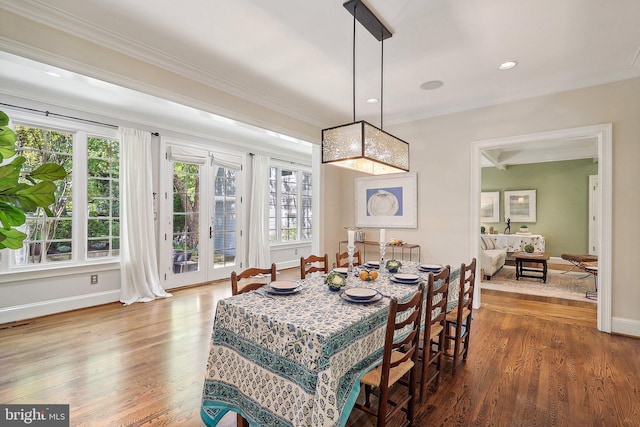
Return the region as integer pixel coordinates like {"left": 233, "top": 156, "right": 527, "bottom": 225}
{"left": 210, "top": 226, "right": 213, "bottom": 239}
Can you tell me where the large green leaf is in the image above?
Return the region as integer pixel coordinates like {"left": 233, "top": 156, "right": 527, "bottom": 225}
{"left": 0, "top": 111, "right": 9, "bottom": 126}
{"left": 0, "top": 202, "right": 26, "bottom": 228}
{"left": 29, "top": 163, "right": 67, "bottom": 181}
{"left": 0, "top": 126, "right": 17, "bottom": 161}
{"left": 0, "top": 227, "right": 27, "bottom": 250}
{"left": 10, "top": 181, "right": 57, "bottom": 210}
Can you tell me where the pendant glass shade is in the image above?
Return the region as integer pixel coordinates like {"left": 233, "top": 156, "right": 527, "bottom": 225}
{"left": 321, "top": 0, "right": 409, "bottom": 175}
{"left": 322, "top": 120, "right": 409, "bottom": 175}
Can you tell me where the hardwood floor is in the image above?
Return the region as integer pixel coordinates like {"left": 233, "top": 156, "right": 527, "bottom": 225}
{"left": 1, "top": 271, "right": 638, "bottom": 426}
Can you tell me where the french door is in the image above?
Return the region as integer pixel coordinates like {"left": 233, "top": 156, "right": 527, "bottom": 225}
{"left": 160, "top": 143, "right": 244, "bottom": 287}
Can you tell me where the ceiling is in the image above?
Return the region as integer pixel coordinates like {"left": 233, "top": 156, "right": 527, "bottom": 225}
{"left": 2, "top": 0, "right": 639, "bottom": 165}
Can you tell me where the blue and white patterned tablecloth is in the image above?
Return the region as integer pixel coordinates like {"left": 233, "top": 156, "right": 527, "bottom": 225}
{"left": 201, "top": 261, "right": 460, "bottom": 427}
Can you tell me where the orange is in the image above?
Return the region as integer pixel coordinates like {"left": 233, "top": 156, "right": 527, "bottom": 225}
{"left": 370, "top": 270, "right": 379, "bottom": 280}
{"left": 359, "top": 271, "right": 369, "bottom": 281}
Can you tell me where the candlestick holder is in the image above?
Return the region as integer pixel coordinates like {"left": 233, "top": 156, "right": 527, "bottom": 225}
{"left": 379, "top": 242, "right": 386, "bottom": 272}
{"left": 347, "top": 245, "right": 356, "bottom": 277}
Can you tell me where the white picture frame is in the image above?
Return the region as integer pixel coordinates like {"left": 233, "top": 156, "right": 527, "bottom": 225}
{"left": 355, "top": 172, "right": 417, "bottom": 228}
{"left": 480, "top": 191, "right": 500, "bottom": 223}
{"left": 504, "top": 189, "right": 536, "bottom": 222}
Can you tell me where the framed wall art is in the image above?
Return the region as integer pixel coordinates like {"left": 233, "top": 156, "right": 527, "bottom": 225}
{"left": 354, "top": 172, "right": 417, "bottom": 228}
{"left": 504, "top": 189, "right": 536, "bottom": 222}
{"left": 480, "top": 191, "right": 500, "bottom": 223}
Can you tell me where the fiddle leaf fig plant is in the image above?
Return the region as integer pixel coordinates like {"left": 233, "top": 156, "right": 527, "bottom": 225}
{"left": 0, "top": 111, "right": 67, "bottom": 249}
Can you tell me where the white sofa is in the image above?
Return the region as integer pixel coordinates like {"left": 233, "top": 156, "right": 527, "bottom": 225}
{"left": 480, "top": 235, "right": 507, "bottom": 280}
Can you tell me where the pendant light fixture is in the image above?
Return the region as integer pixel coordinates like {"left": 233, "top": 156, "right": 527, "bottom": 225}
{"left": 322, "top": 0, "right": 409, "bottom": 175}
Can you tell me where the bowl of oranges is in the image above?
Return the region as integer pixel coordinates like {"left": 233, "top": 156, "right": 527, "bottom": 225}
{"left": 359, "top": 269, "right": 379, "bottom": 282}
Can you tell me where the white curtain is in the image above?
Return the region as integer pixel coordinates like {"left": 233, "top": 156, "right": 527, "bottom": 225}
{"left": 119, "top": 127, "right": 172, "bottom": 305}
{"left": 247, "top": 154, "right": 271, "bottom": 267}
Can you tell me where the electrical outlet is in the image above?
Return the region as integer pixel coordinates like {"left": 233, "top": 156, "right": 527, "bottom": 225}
{"left": 90, "top": 274, "right": 98, "bottom": 285}
{"left": 294, "top": 248, "right": 298, "bottom": 255}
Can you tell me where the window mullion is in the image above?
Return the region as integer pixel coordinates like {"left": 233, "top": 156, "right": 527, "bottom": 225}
{"left": 296, "top": 170, "right": 302, "bottom": 241}
{"left": 276, "top": 170, "right": 282, "bottom": 243}
{"left": 75, "top": 131, "right": 88, "bottom": 262}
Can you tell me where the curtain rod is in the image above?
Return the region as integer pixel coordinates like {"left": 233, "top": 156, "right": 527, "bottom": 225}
{"left": 0, "top": 102, "right": 159, "bottom": 136}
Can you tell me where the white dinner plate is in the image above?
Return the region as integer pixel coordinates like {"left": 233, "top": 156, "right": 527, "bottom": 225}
{"left": 333, "top": 267, "right": 349, "bottom": 275}
{"left": 419, "top": 263, "right": 442, "bottom": 270}
{"left": 340, "top": 292, "right": 383, "bottom": 304}
{"left": 364, "top": 261, "right": 380, "bottom": 269}
{"left": 269, "top": 280, "right": 299, "bottom": 291}
{"left": 344, "top": 287, "right": 378, "bottom": 300}
{"left": 393, "top": 273, "right": 419, "bottom": 281}
{"left": 390, "top": 277, "right": 420, "bottom": 285}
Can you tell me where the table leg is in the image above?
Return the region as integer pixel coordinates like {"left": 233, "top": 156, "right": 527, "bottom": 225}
{"left": 542, "top": 260, "right": 548, "bottom": 283}
{"left": 515, "top": 259, "right": 520, "bottom": 280}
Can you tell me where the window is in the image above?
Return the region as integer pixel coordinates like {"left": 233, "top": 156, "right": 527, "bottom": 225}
{"left": 87, "top": 136, "right": 120, "bottom": 258}
{"left": 269, "top": 164, "right": 312, "bottom": 243}
{"left": 1, "top": 115, "right": 119, "bottom": 272}
{"left": 14, "top": 125, "right": 74, "bottom": 265}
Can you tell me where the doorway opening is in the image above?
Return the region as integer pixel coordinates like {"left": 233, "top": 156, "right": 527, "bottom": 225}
{"left": 470, "top": 124, "right": 612, "bottom": 333}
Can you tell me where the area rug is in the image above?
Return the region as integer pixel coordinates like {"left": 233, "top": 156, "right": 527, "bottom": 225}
{"left": 480, "top": 265, "right": 597, "bottom": 303}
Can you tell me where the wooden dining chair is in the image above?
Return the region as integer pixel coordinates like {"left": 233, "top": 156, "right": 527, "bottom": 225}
{"left": 300, "top": 254, "right": 329, "bottom": 279}
{"left": 230, "top": 263, "right": 276, "bottom": 427}
{"left": 231, "top": 263, "right": 277, "bottom": 296}
{"left": 419, "top": 265, "right": 450, "bottom": 403}
{"left": 444, "top": 258, "right": 477, "bottom": 375}
{"left": 354, "top": 283, "right": 425, "bottom": 427}
{"left": 335, "top": 250, "right": 362, "bottom": 268}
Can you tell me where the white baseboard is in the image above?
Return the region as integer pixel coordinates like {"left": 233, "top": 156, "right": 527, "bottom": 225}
{"left": 612, "top": 317, "right": 640, "bottom": 338}
{"left": 276, "top": 260, "right": 301, "bottom": 271}
{"left": 0, "top": 290, "right": 121, "bottom": 324}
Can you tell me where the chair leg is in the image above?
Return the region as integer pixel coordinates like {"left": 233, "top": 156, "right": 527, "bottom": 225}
{"left": 237, "top": 414, "right": 249, "bottom": 427}
{"left": 364, "top": 384, "right": 372, "bottom": 408}
{"left": 435, "top": 333, "right": 444, "bottom": 387}
{"left": 452, "top": 323, "right": 461, "bottom": 376}
{"left": 462, "top": 320, "right": 471, "bottom": 362}
{"left": 377, "top": 385, "right": 389, "bottom": 427}
{"left": 407, "top": 370, "right": 417, "bottom": 425}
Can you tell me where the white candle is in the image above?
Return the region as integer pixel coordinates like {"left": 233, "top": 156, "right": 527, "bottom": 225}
{"left": 348, "top": 229, "right": 355, "bottom": 247}
{"left": 379, "top": 228, "right": 386, "bottom": 243}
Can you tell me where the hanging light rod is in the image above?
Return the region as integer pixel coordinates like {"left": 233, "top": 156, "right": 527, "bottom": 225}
{"left": 321, "top": 0, "right": 408, "bottom": 175}
{"left": 343, "top": 0, "right": 392, "bottom": 41}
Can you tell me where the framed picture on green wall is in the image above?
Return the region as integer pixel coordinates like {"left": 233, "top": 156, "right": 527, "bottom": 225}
{"left": 504, "top": 189, "right": 536, "bottom": 222}
{"left": 480, "top": 191, "right": 500, "bottom": 223}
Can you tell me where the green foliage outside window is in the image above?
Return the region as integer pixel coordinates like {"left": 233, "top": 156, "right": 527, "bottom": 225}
{"left": 0, "top": 111, "right": 67, "bottom": 249}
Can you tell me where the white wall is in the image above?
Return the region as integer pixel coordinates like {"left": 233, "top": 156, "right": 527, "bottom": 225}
{"left": 322, "top": 77, "right": 640, "bottom": 337}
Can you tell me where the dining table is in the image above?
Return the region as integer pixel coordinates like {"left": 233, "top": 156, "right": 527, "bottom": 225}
{"left": 200, "top": 261, "right": 461, "bottom": 427}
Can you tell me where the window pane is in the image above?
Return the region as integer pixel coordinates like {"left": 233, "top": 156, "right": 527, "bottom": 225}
{"left": 14, "top": 126, "right": 74, "bottom": 266}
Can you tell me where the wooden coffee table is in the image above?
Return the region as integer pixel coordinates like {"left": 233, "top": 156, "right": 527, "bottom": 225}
{"left": 513, "top": 251, "right": 550, "bottom": 283}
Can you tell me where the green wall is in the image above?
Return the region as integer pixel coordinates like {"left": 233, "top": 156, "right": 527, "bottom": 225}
{"left": 481, "top": 159, "right": 597, "bottom": 257}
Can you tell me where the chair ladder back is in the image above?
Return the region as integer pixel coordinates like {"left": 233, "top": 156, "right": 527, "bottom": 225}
{"left": 446, "top": 258, "right": 476, "bottom": 375}
{"left": 336, "top": 250, "right": 362, "bottom": 268}
{"left": 355, "top": 283, "right": 424, "bottom": 427}
{"left": 420, "top": 266, "right": 450, "bottom": 401}
{"left": 231, "top": 263, "right": 277, "bottom": 296}
{"left": 456, "top": 259, "right": 476, "bottom": 324}
{"left": 300, "top": 254, "right": 329, "bottom": 279}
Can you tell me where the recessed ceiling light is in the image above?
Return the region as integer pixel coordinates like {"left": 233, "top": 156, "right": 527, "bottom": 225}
{"left": 366, "top": 98, "right": 379, "bottom": 104}
{"left": 46, "top": 71, "right": 61, "bottom": 77}
{"left": 498, "top": 61, "right": 517, "bottom": 70}
{"left": 420, "top": 80, "right": 444, "bottom": 90}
